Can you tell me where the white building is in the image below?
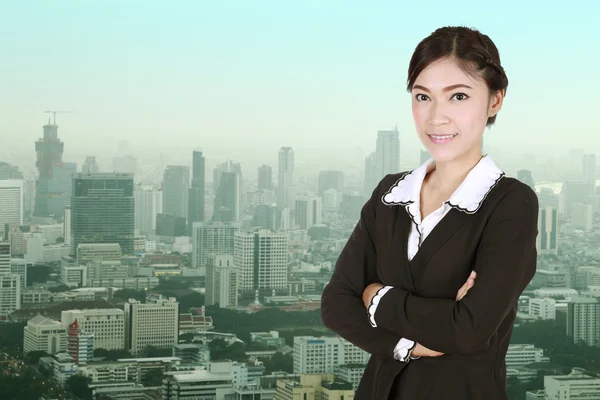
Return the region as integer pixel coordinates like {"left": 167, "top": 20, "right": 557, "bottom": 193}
{"left": 61, "top": 309, "right": 126, "bottom": 350}
{"left": 23, "top": 315, "right": 67, "bottom": 354}
{"left": 537, "top": 206, "right": 558, "bottom": 255}
{"left": 0, "top": 274, "right": 21, "bottom": 315}
{"left": 191, "top": 221, "right": 240, "bottom": 274}
{"left": 544, "top": 370, "right": 600, "bottom": 399}
{"left": 567, "top": 296, "right": 600, "bottom": 347}
{"left": 234, "top": 229, "right": 288, "bottom": 295}
{"left": 77, "top": 243, "right": 122, "bottom": 265}
{"left": 294, "top": 197, "right": 322, "bottom": 229}
{"left": 505, "top": 344, "right": 550, "bottom": 368}
{"left": 124, "top": 295, "right": 179, "bottom": 355}
{"left": 162, "top": 363, "right": 235, "bottom": 400}
{"left": 10, "top": 258, "right": 27, "bottom": 289}
{"left": 293, "top": 336, "right": 370, "bottom": 374}
{"left": 205, "top": 254, "right": 238, "bottom": 308}
{"left": 529, "top": 298, "right": 556, "bottom": 320}
{"left": 134, "top": 185, "right": 162, "bottom": 235}
{"left": 0, "top": 179, "right": 23, "bottom": 235}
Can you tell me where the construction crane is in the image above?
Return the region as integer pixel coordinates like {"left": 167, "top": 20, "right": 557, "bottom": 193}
{"left": 44, "top": 110, "right": 74, "bottom": 125}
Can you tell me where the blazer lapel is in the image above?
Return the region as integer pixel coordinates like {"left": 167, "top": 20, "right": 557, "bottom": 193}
{"left": 408, "top": 208, "right": 468, "bottom": 290}
{"left": 385, "top": 205, "right": 417, "bottom": 293}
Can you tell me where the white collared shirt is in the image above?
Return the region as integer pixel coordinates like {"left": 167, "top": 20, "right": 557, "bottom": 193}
{"left": 366, "top": 154, "right": 505, "bottom": 361}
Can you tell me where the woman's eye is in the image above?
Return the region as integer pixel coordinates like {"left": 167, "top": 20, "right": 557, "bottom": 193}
{"left": 452, "top": 93, "right": 469, "bottom": 101}
{"left": 415, "top": 94, "right": 428, "bottom": 101}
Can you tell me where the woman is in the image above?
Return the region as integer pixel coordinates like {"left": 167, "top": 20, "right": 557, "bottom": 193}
{"left": 320, "top": 26, "right": 538, "bottom": 399}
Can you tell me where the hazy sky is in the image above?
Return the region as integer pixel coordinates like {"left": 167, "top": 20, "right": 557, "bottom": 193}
{"left": 1, "top": 1, "right": 598, "bottom": 175}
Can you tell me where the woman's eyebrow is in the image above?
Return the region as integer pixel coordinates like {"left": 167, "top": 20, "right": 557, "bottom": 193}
{"left": 412, "top": 84, "right": 473, "bottom": 92}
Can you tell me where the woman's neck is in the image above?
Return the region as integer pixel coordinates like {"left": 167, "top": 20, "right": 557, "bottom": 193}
{"left": 426, "top": 152, "right": 484, "bottom": 193}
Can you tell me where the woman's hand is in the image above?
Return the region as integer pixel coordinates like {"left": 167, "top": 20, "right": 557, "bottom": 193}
{"left": 412, "top": 342, "right": 444, "bottom": 357}
{"left": 456, "top": 270, "right": 477, "bottom": 301}
{"left": 362, "top": 272, "right": 477, "bottom": 358}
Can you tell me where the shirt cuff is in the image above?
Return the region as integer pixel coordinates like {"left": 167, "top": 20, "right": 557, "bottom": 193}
{"left": 367, "top": 285, "right": 394, "bottom": 327}
{"left": 393, "top": 338, "right": 421, "bottom": 361}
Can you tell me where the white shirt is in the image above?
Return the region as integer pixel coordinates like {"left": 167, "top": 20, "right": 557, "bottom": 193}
{"left": 366, "top": 154, "right": 505, "bottom": 361}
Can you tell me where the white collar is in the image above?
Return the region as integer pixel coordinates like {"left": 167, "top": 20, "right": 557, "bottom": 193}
{"left": 381, "top": 154, "right": 505, "bottom": 214}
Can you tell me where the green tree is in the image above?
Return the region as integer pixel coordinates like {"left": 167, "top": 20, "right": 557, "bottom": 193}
{"left": 24, "top": 350, "right": 47, "bottom": 365}
{"left": 66, "top": 375, "right": 93, "bottom": 400}
{"left": 93, "top": 348, "right": 131, "bottom": 361}
{"left": 142, "top": 368, "right": 164, "bottom": 387}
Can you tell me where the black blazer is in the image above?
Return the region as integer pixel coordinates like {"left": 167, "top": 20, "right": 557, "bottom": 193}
{"left": 321, "top": 172, "right": 539, "bottom": 400}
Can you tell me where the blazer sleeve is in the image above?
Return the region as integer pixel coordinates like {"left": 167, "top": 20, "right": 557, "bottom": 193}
{"left": 321, "top": 175, "right": 403, "bottom": 360}
{"left": 371, "top": 183, "right": 539, "bottom": 354}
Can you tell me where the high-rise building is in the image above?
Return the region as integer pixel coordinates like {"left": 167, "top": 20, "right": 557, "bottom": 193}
{"left": 567, "top": 297, "right": 600, "bottom": 347}
{"left": 191, "top": 222, "right": 240, "bottom": 274}
{"left": 375, "top": 128, "right": 400, "bottom": 179}
{"left": 124, "top": 295, "right": 179, "bottom": 355}
{"left": 234, "top": 228, "right": 288, "bottom": 295}
{"left": 188, "top": 151, "right": 206, "bottom": 234}
{"left": 205, "top": 254, "right": 238, "bottom": 308}
{"left": 278, "top": 147, "right": 294, "bottom": 209}
{"left": 162, "top": 166, "right": 190, "bottom": 221}
{"left": 34, "top": 120, "right": 75, "bottom": 217}
{"left": 258, "top": 165, "right": 273, "bottom": 191}
{"left": 537, "top": 206, "right": 558, "bottom": 255}
{"left": 135, "top": 185, "right": 162, "bottom": 234}
{"left": 517, "top": 169, "right": 535, "bottom": 190}
{"left": 213, "top": 172, "right": 241, "bottom": 222}
{"left": 583, "top": 154, "right": 597, "bottom": 190}
{"left": 67, "top": 319, "right": 94, "bottom": 365}
{"left": 10, "top": 258, "right": 27, "bottom": 289}
{"left": 213, "top": 161, "right": 242, "bottom": 222}
{"left": 0, "top": 242, "right": 20, "bottom": 316}
{"left": 61, "top": 309, "right": 125, "bottom": 350}
{"left": 71, "top": 173, "right": 135, "bottom": 255}
{"left": 0, "top": 179, "right": 23, "bottom": 236}
{"left": 295, "top": 197, "right": 322, "bottom": 229}
{"left": 252, "top": 204, "right": 277, "bottom": 230}
{"left": 364, "top": 128, "right": 400, "bottom": 197}
{"left": 318, "top": 171, "right": 344, "bottom": 198}
{"left": 81, "top": 156, "right": 100, "bottom": 174}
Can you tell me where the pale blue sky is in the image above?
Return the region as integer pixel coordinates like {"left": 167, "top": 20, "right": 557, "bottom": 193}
{"left": 0, "top": 1, "right": 598, "bottom": 169}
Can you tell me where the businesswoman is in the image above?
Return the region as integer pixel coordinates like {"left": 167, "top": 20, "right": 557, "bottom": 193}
{"left": 321, "top": 26, "right": 538, "bottom": 399}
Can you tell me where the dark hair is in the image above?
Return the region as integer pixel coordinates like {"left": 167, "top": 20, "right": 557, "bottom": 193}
{"left": 406, "top": 26, "right": 508, "bottom": 127}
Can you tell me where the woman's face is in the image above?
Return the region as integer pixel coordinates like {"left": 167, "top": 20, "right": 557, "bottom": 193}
{"left": 411, "top": 57, "right": 503, "bottom": 163}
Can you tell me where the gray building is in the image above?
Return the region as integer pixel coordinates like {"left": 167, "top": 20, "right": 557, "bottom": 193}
{"left": 71, "top": 173, "right": 135, "bottom": 255}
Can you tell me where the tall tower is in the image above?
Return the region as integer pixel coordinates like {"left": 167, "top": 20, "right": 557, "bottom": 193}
{"left": 162, "top": 166, "right": 190, "bottom": 220}
{"left": 71, "top": 173, "right": 135, "bottom": 255}
{"left": 277, "top": 147, "right": 294, "bottom": 209}
{"left": 34, "top": 119, "right": 74, "bottom": 217}
{"left": 213, "top": 161, "right": 242, "bottom": 222}
{"left": 258, "top": 164, "right": 273, "bottom": 191}
{"left": 375, "top": 128, "right": 400, "bottom": 178}
{"left": 188, "top": 151, "right": 206, "bottom": 233}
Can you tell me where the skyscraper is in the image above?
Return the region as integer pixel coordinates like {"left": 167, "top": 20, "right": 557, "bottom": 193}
{"left": 234, "top": 228, "right": 288, "bottom": 296}
{"left": 278, "top": 147, "right": 294, "bottom": 209}
{"left": 537, "top": 206, "right": 557, "bottom": 256}
{"left": 71, "top": 173, "right": 135, "bottom": 255}
{"left": 191, "top": 221, "right": 240, "bottom": 273}
{"left": 213, "top": 161, "right": 242, "bottom": 222}
{"left": 294, "top": 197, "right": 322, "bottom": 229}
{"left": 135, "top": 185, "right": 162, "bottom": 234}
{"left": 188, "top": 151, "right": 206, "bottom": 234}
{"left": 318, "top": 171, "right": 344, "bottom": 198}
{"left": 0, "top": 180, "right": 23, "bottom": 235}
{"left": 258, "top": 164, "right": 273, "bottom": 191}
{"left": 34, "top": 119, "right": 75, "bottom": 217}
{"left": 517, "top": 169, "right": 535, "bottom": 190}
{"left": 582, "top": 154, "right": 597, "bottom": 191}
{"left": 376, "top": 128, "right": 400, "bottom": 177}
{"left": 162, "top": 166, "right": 190, "bottom": 221}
